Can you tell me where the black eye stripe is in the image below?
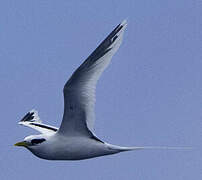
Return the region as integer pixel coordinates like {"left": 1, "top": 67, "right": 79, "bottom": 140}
{"left": 31, "top": 138, "right": 46, "bottom": 145}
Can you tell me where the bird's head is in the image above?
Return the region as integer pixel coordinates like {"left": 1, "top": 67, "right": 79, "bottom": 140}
{"left": 14, "top": 135, "right": 46, "bottom": 148}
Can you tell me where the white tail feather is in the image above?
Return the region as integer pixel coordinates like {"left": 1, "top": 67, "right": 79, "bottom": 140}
{"left": 106, "top": 143, "right": 193, "bottom": 152}
{"left": 132, "top": 146, "right": 193, "bottom": 150}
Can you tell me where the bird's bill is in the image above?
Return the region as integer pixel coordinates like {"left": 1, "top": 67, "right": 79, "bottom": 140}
{"left": 14, "top": 141, "right": 28, "bottom": 147}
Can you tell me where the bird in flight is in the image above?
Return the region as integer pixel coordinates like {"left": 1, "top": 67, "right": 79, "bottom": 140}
{"left": 15, "top": 20, "right": 189, "bottom": 160}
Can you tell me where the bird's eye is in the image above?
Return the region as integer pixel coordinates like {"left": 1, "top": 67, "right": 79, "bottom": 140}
{"left": 31, "top": 138, "right": 46, "bottom": 145}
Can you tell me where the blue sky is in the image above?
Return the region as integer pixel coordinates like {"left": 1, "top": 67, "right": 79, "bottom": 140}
{"left": 0, "top": 0, "right": 201, "bottom": 179}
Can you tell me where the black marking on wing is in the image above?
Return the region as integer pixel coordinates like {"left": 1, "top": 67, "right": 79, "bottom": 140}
{"left": 20, "top": 112, "right": 35, "bottom": 122}
{"left": 82, "top": 22, "right": 125, "bottom": 68}
{"left": 30, "top": 123, "right": 57, "bottom": 132}
{"left": 112, "top": 35, "right": 118, "bottom": 42}
{"left": 86, "top": 47, "right": 112, "bottom": 68}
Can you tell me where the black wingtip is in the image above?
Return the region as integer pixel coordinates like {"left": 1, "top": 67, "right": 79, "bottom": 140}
{"left": 113, "top": 20, "right": 127, "bottom": 34}
{"left": 20, "top": 110, "right": 39, "bottom": 122}
{"left": 20, "top": 112, "right": 35, "bottom": 122}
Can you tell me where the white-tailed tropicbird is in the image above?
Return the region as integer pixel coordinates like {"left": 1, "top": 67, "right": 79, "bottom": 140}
{"left": 15, "top": 20, "right": 190, "bottom": 160}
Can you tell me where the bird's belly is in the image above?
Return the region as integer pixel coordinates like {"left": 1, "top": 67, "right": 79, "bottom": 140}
{"left": 52, "top": 141, "right": 114, "bottom": 160}
{"left": 31, "top": 137, "right": 117, "bottom": 160}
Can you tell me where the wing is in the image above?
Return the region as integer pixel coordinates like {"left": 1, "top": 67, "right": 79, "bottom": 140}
{"left": 58, "top": 20, "right": 127, "bottom": 137}
{"left": 19, "top": 110, "right": 58, "bottom": 134}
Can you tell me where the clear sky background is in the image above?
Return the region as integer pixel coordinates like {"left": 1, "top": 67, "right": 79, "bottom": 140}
{"left": 0, "top": 0, "right": 201, "bottom": 179}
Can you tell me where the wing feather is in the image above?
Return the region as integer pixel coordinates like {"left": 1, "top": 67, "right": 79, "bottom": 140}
{"left": 58, "top": 20, "right": 127, "bottom": 136}
{"left": 19, "top": 110, "right": 58, "bottom": 134}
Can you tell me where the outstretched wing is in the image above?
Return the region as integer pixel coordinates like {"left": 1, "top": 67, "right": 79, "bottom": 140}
{"left": 19, "top": 110, "right": 58, "bottom": 134}
{"left": 58, "top": 20, "right": 127, "bottom": 136}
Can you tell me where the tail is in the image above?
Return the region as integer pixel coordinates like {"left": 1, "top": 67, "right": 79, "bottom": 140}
{"left": 105, "top": 143, "right": 193, "bottom": 152}
{"left": 126, "top": 146, "right": 193, "bottom": 151}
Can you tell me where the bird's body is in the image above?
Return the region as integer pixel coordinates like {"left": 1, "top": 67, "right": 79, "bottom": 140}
{"left": 27, "top": 133, "right": 124, "bottom": 160}
{"left": 15, "top": 20, "right": 188, "bottom": 160}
